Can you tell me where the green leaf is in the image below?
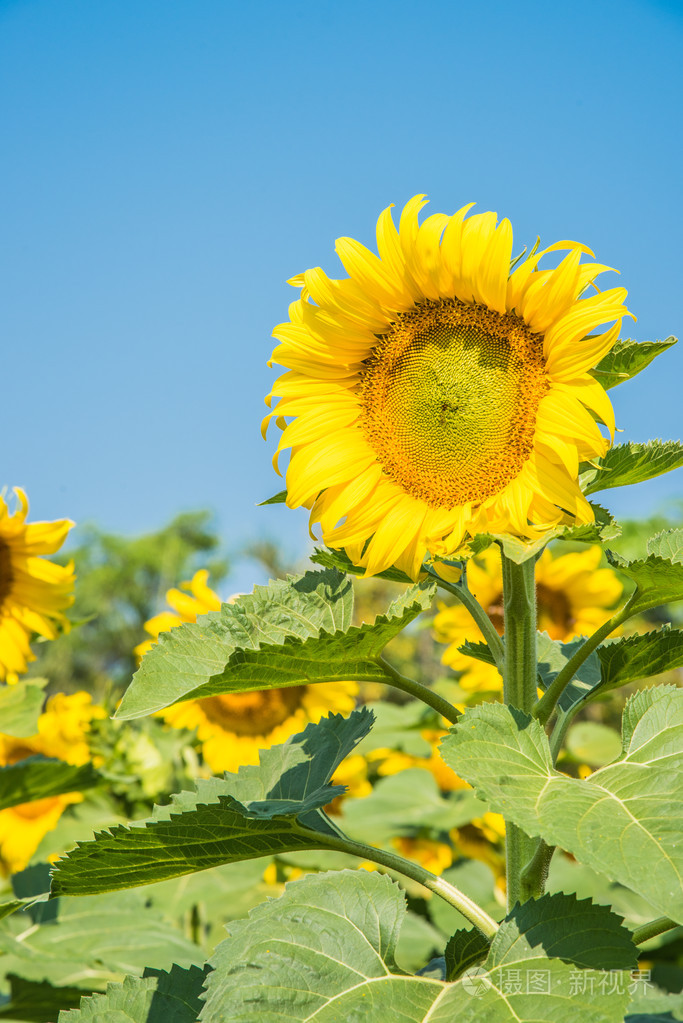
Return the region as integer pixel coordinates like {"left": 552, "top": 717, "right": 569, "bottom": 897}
{"left": 257, "top": 489, "right": 288, "bottom": 505}
{"left": 201, "top": 869, "right": 631, "bottom": 1023}
{"left": 116, "top": 568, "right": 434, "bottom": 720}
{"left": 57, "top": 964, "right": 209, "bottom": 1022}
{"left": 337, "top": 768, "right": 486, "bottom": 844}
{"left": 0, "top": 679, "right": 47, "bottom": 738}
{"left": 488, "top": 892, "right": 637, "bottom": 971}
{"left": 596, "top": 627, "right": 683, "bottom": 694}
{"left": 0, "top": 758, "right": 99, "bottom": 812}
{"left": 565, "top": 722, "right": 622, "bottom": 767}
{"left": 606, "top": 547, "right": 683, "bottom": 617}
{"left": 440, "top": 687, "right": 683, "bottom": 924}
{"left": 51, "top": 710, "right": 373, "bottom": 896}
{"left": 591, "top": 336, "right": 677, "bottom": 390}
{"left": 445, "top": 928, "right": 490, "bottom": 980}
{"left": 311, "top": 545, "right": 415, "bottom": 582}
{"left": 0, "top": 890, "right": 202, "bottom": 988}
{"left": 583, "top": 441, "right": 683, "bottom": 496}
{"left": 647, "top": 528, "right": 683, "bottom": 564}
{"left": 0, "top": 975, "right": 95, "bottom": 1021}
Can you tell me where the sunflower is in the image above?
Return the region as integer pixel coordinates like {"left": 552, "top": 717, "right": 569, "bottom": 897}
{"left": 434, "top": 544, "right": 623, "bottom": 692}
{"left": 139, "top": 571, "right": 359, "bottom": 774}
{"left": 0, "top": 489, "right": 74, "bottom": 682}
{"left": 264, "top": 198, "right": 630, "bottom": 578}
{"left": 0, "top": 691, "right": 105, "bottom": 874}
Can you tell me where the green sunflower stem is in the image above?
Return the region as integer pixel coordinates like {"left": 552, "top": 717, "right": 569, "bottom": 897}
{"left": 310, "top": 830, "right": 499, "bottom": 939}
{"left": 427, "top": 565, "right": 505, "bottom": 672}
{"left": 632, "top": 916, "right": 680, "bottom": 945}
{"left": 501, "top": 550, "right": 541, "bottom": 908}
{"left": 377, "top": 658, "right": 460, "bottom": 724}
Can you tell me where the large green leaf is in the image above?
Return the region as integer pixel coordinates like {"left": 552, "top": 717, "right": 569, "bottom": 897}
{"left": 116, "top": 569, "right": 434, "bottom": 720}
{"left": 57, "top": 964, "right": 209, "bottom": 1022}
{"left": 0, "top": 679, "right": 47, "bottom": 738}
{"left": 440, "top": 687, "right": 683, "bottom": 923}
{"left": 0, "top": 890, "right": 202, "bottom": 989}
{"left": 591, "top": 336, "right": 677, "bottom": 390}
{"left": 51, "top": 711, "right": 373, "bottom": 896}
{"left": 201, "top": 869, "right": 631, "bottom": 1022}
{"left": 597, "top": 627, "right": 683, "bottom": 692}
{"left": 0, "top": 758, "right": 99, "bottom": 812}
{"left": 487, "top": 892, "right": 637, "bottom": 971}
{"left": 607, "top": 540, "right": 683, "bottom": 617}
{"left": 582, "top": 441, "right": 683, "bottom": 496}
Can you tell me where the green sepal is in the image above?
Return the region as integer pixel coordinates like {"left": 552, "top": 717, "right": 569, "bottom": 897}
{"left": 467, "top": 503, "right": 620, "bottom": 563}
{"left": 591, "top": 336, "right": 677, "bottom": 390}
{"left": 257, "top": 489, "right": 288, "bottom": 506}
{"left": 311, "top": 545, "right": 414, "bottom": 583}
{"left": 582, "top": 441, "right": 683, "bottom": 496}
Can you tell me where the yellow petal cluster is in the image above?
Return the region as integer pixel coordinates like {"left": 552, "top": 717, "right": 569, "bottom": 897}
{"left": 0, "top": 691, "right": 105, "bottom": 874}
{"left": 265, "top": 197, "right": 630, "bottom": 578}
{"left": 434, "top": 544, "right": 623, "bottom": 692}
{"left": 0, "top": 489, "right": 74, "bottom": 682}
{"left": 138, "top": 570, "right": 358, "bottom": 773}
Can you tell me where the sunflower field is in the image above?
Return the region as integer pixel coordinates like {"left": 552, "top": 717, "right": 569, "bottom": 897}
{"left": 2, "top": 199, "right": 683, "bottom": 1023}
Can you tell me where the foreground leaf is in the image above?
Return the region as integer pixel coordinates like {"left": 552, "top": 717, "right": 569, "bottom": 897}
{"left": 583, "top": 441, "right": 683, "bottom": 496}
{"left": 51, "top": 711, "right": 373, "bottom": 896}
{"left": 440, "top": 688, "right": 683, "bottom": 923}
{"left": 201, "top": 870, "right": 631, "bottom": 1022}
{"left": 597, "top": 628, "right": 683, "bottom": 694}
{"left": 0, "top": 890, "right": 202, "bottom": 988}
{"left": 58, "top": 964, "right": 209, "bottom": 1022}
{"left": 0, "top": 679, "right": 47, "bottom": 737}
{"left": 117, "top": 569, "right": 434, "bottom": 720}
{"left": 607, "top": 542, "right": 683, "bottom": 617}
{"left": 487, "top": 892, "right": 637, "bottom": 971}
{"left": 0, "top": 758, "right": 98, "bottom": 812}
{"left": 0, "top": 974, "right": 94, "bottom": 1021}
{"left": 591, "top": 336, "right": 677, "bottom": 390}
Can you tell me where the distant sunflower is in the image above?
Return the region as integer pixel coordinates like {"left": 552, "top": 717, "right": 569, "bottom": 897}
{"left": 0, "top": 489, "right": 74, "bottom": 683}
{"left": 0, "top": 691, "right": 105, "bottom": 874}
{"left": 264, "top": 197, "right": 630, "bottom": 578}
{"left": 139, "top": 571, "right": 358, "bottom": 773}
{"left": 434, "top": 545, "right": 623, "bottom": 692}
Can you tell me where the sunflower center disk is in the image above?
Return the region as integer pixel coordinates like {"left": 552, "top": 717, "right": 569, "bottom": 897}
{"left": 198, "top": 687, "right": 306, "bottom": 737}
{"left": 359, "top": 299, "right": 549, "bottom": 508}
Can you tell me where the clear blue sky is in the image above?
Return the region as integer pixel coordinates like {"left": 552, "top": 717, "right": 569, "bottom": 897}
{"left": 2, "top": 0, "right": 682, "bottom": 590}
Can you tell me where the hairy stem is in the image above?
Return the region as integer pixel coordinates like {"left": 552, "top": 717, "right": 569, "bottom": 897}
{"left": 377, "top": 657, "right": 460, "bottom": 724}
{"left": 427, "top": 565, "right": 505, "bottom": 672}
{"left": 311, "top": 830, "right": 499, "bottom": 939}
{"left": 534, "top": 606, "right": 630, "bottom": 726}
{"left": 632, "top": 916, "right": 680, "bottom": 945}
{"left": 501, "top": 552, "right": 541, "bottom": 908}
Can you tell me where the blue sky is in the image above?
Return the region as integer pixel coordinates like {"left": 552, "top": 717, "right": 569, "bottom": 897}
{"left": 2, "top": 0, "right": 682, "bottom": 590}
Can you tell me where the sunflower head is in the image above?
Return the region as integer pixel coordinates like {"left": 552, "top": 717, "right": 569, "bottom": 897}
{"left": 0, "top": 489, "right": 74, "bottom": 682}
{"left": 265, "top": 198, "right": 630, "bottom": 578}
